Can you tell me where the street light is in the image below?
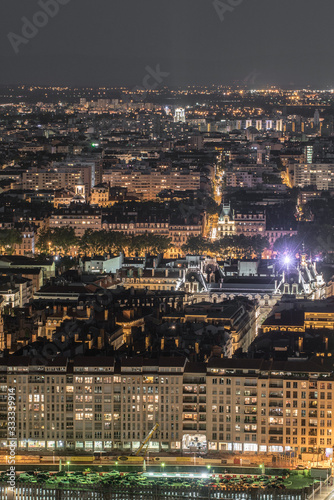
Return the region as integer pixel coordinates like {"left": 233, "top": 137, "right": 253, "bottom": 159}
{"left": 67, "top": 461, "right": 70, "bottom": 474}
{"left": 161, "top": 462, "right": 165, "bottom": 473}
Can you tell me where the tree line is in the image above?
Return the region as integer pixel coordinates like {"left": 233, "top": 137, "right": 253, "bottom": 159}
{"left": 36, "top": 228, "right": 271, "bottom": 259}
{"left": 182, "top": 235, "right": 269, "bottom": 259}
{"left": 37, "top": 228, "right": 171, "bottom": 256}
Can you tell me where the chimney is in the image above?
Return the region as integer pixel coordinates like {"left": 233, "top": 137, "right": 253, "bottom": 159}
{"left": 275, "top": 313, "right": 281, "bottom": 320}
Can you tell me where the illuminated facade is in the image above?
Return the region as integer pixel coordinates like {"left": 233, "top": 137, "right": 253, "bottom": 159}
{"left": 1, "top": 356, "right": 333, "bottom": 458}
{"left": 102, "top": 168, "right": 201, "bottom": 200}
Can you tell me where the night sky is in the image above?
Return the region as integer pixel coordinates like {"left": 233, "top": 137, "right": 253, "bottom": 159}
{"left": 1, "top": 0, "right": 334, "bottom": 87}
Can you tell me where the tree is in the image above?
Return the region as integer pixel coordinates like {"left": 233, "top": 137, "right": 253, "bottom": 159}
{"left": 182, "top": 237, "right": 210, "bottom": 255}
{"left": 0, "top": 229, "right": 22, "bottom": 254}
{"left": 36, "top": 228, "right": 53, "bottom": 253}
{"left": 53, "top": 227, "right": 78, "bottom": 255}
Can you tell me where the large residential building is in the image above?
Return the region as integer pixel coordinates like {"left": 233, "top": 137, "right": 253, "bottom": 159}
{"left": 289, "top": 163, "right": 334, "bottom": 190}
{"left": 235, "top": 209, "right": 266, "bottom": 237}
{"left": 2, "top": 355, "right": 333, "bottom": 460}
{"left": 103, "top": 213, "right": 204, "bottom": 257}
{"left": 102, "top": 167, "right": 202, "bottom": 200}
{"left": 19, "top": 161, "right": 102, "bottom": 194}
{"left": 217, "top": 205, "right": 266, "bottom": 238}
{"left": 49, "top": 205, "right": 102, "bottom": 237}
{"left": 121, "top": 268, "right": 184, "bottom": 292}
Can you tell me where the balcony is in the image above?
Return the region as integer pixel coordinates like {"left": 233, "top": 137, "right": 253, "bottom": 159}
{"left": 183, "top": 406, "right": 197, "bottom": 413}
{"left": 269, "top": 429, "right": 283, "bottom": 435}
{"left": 269, "top": 409, "right": 283, "bottom": 416}
{"left": 183, "top": 415, "right": 198, "bottom": 422}
{"left": 269, "top": 392, "right": 283, "bottom": 398}
{"left": 183, "top": 424, "right": 197, "bottom": 431}
{"left": 183, "top": 387, "right": 197, "bottom": 395}
{"left": 183, "top": 396, "right": 197, "bottom": 403}
{"left": 269, "top": 437, "right": 283, "bottom": 444}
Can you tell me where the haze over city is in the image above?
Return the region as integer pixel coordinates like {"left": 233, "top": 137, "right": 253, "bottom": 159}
{"left": 1, "top": 0, "right": 334, "bottom": 87}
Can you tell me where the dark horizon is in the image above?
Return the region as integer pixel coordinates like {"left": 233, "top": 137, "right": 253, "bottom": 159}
{"left": 1, "top": 0, "right": 334, "bottom": 88}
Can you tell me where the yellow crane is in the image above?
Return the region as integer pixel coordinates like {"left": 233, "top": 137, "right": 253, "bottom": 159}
{"left": 117, "top": 423, "right": 159, "bottom": 462}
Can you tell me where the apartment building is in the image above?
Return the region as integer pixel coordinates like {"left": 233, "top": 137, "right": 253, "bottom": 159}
{"left": 217, "top": 206, "right": 266, "bottom": 238}
{"left": 121, "top": 268, "right": 184, "bottom": 291}
{"left": 103, "top": 215, "right": 203, "bottom": 257}
{"left": 290, "top": 163, "right": 334, "bottom": 190}
{"left": 1, "top": 355, "right": 333, "bottom": 458}
{"left": 225, "top": 171, "right": 261, "bottom": 189}
{"left": 19, "top": 161, "right": 101, "bottom": 194}
{"left": 102, "top": 168, "right": 201, "bottom": 200}
{"left": 20, "top": 169, "right": 84, "bottom": 192}
{"left": 49, "top": 206, "right": 102, "bottom": 237}
{"left": 13, "top": 225, "right": 36, "bottom": 257}
{"left": 235, "top": 209, "right": 266, "bottom": 237}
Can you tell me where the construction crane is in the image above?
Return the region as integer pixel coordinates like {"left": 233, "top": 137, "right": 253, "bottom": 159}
{"left": 118, "top": 423, "right": 159, "bottom": 462}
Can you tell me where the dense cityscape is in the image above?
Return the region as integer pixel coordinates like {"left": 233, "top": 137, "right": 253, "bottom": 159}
{"left": 1, "top": 81, "right": 334, "bottom": 496}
